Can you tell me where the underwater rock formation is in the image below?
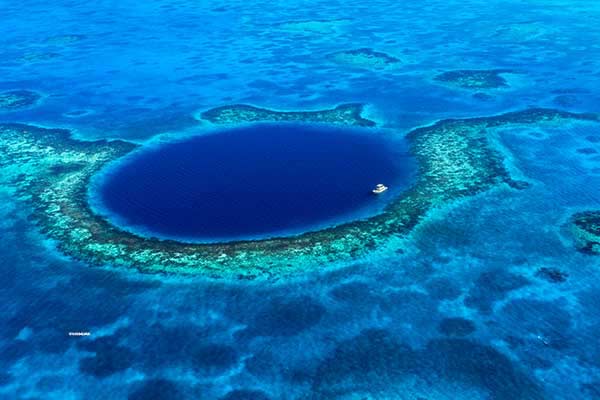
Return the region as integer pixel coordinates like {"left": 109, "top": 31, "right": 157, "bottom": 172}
{"left": 0, "top": 107, "right": 597, "bottom": 279}
{"left": 536, "top": 267, "right": 568, "bottom": 283}
{"left": 327, "top": 48, "right": 400, "bottom": 69}
{"left": 0, "top": 90, "right": 41, "bottom": 111}
{"left": 553, "top": 94, "right": 580, "bottom": 108}
{"left": 571, "top": 211, "right": 600, "bottom": 255}
{"left": 438, "top": 317, "right": 476, "bottom": 337}
{"left": 128, "top": 379, "right": 182, "bottom": 400}
{"left": 434, "top": 69, "right": 511, "bottom": 89}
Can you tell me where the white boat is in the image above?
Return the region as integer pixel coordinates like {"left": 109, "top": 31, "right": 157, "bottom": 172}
{"left": 372, "top": 183, "right": 388, "bottom": 194}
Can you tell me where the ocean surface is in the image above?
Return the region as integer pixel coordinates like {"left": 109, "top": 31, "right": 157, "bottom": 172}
{"left": 1, "top": 0, "right": 600, "bottom": 399}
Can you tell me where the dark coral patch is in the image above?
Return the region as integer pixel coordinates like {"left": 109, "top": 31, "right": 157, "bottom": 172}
{"left": 2, "top": 278, "right": 129, "bottom": 340}
{"left": 571, "top": 211, "right": 600, "bottom": 255}
{"left": 240, "top": 296, "right": 325, "bottom": 338}
{"left": 425, "top": 277, "right": 462, "bottom": 300}
{"left": 438, "top": 317, "right": 476, "bottom": 337}
{"left": 48, "top": 162, "right": 89, "bottom": 176}
{"left": 473, "top": 92, "right": 494, "bottom": 101}
{"left": 327, "top": 48, "right": 400, "bottom": 69}
{"left": 0, "top": 371, "right": 12, "bottom": 385}
{"left": 0, "top": 285, "right": 129, "bottom": 364}
{"left": 312, "top": 329, "right": 544, "bottom": 399}
{"left": 434, "top": 69, "right": 511, "bottom": 89}
{"left": 464, "top": 269, "right": 529, "bottom": 314}
{"left": 79, "top": 346, "right": 135, "bottom": 378}
{"left": 0, "top": 90, "right": 41, "bottom": 111}
{"left": 77, "top": 335, "right": 135, "bottom": 378}
{"left": 586, "top": 135, "right": 600, "bottom": 143}
{"left": 130, "top": 323, "right": 238, "bottom": 373}
{"left": 312, "top": 329, "right": 416, "bottom": 395}
{"left": 577, "top": 147, "right": 598, "bottom": 155}
{"left": 128, "top": 379, "right": 182, "bottom": 400}
{"left": 424, "top": 338, "right": 545, "bottom": 399}
{"left": 329, "top": 281, "right": 375, "bottom": 302}
{"left": 552, "top": 88, "right": 589, "bottom": 95}
{"left": 191, "top": 344, "right": 239, "bottom": 372}
{"left": 0, "top": 339, "right": 31, "bottom": 364}
{"left": 553, "top": 94, "right": 580, "bottom": 108}
{"left": 507, "top": 179, "right": 531, "bottom": 190}
{"left": 535, "top": 267, "right": 568, "bottom": 283}
{"left": 581, "top": 382, "right": 600, "bottom": 399}
{"left": 0, "top": 270, "right": 147, "bottom": 361}
{"left": 220, "top": 389, "right": 271, "bottom": 400}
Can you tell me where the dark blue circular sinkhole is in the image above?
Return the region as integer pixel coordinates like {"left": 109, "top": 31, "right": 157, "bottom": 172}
{"left": 94, "top": 124, "right": 416, "bottom": 242}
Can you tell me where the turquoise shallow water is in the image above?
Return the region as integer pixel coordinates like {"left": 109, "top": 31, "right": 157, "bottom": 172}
{"left": 1, "top": 0, "right": 600, "bottom": 399}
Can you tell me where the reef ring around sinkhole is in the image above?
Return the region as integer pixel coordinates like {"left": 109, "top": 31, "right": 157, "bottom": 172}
{"left": 1, "top": 103, "right": 598, "bottom": 280}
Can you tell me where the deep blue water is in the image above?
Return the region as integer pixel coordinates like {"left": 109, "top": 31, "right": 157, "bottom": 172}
{"left": 97, "top": 124, "right": 414, "bottom": 241}
{"left": 1, "top": 0, "right": 600, "bottom": 399}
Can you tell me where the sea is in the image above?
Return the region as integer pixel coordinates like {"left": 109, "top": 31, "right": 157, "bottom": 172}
{"left": 1, "top": 1, "right": 599, "bottom": 399}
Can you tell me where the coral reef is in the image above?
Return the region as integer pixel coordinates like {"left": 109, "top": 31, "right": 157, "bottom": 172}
{"left": 571, "top": 211, "right": 600, "bottom": 255}
{"left": 0, "top": 107, "right": 597, "bottom": 279}
{"left": 434, "top": 69, "right": 512, "bottom": 89}
{"left": 200, "top": 103, "right": 375, "bottom": 127}
{"left": 327, "top": 48, "right": 399, "bottom": 69}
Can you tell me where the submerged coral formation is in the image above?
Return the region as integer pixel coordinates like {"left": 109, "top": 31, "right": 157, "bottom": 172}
{"left": 19, "top": 52, "right": 61, "bottom": 63}
{"left": 0, "top": 90, "right": 41, "bottom": 111}
{"left": 434, "top": 69, "right": 511, "bottom": 89}
{"left": 0, "top": 107, "right": 597, "bottom": 279}
{"left": 327, "top": 48, "right": 400, "bottom": 69}
{"left": 45, "top": 34, "right": 86, "bottom": 45}
{"left": 200, "top": 103, "right": 375, "bottom": 127}
{"left": 536, "top": 267, "right": 568, "bottom": 283}
{"left": 493, "top": 21, "right": 555, "bottom": 42}
{"left": 571, "top": 211, "right": 600, "bottom": 255}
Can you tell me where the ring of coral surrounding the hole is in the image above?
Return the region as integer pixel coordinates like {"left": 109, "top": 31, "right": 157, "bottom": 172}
{"left": 0, "top": 103, "right": 597, "bottom": 280}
